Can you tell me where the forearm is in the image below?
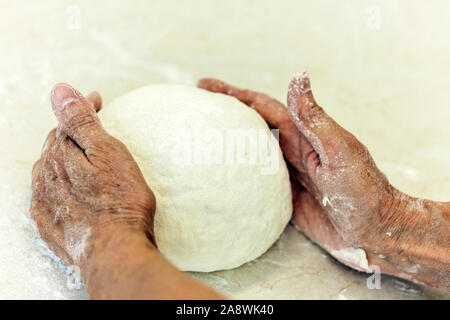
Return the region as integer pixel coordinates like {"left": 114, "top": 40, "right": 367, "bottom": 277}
{"left": 369, "top": 189, "right": 450, "bottom": 289}
{"left": 81, "top": 226, "right": 224, "bottom": 299}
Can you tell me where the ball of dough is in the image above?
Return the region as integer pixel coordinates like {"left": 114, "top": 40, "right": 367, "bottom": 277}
{"left": 99, "top": 84, "right": 292, "bottom": 272}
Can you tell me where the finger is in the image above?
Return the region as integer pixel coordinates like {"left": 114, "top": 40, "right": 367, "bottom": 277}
{"left": 198, "top": 79, "right": 326, "bottom": 182}
{"left": 50, "top": 131, "right": 91, "bottom": 187}
{"left": 31, "top": 159, "right": 44, "bottom": 200}
{"left": 86, "top": 91, "right": 102, "bottom": 112}
{"left": 41, "top": 142, "right": 66, "bottom": 198}
{"left": 42, "top": 128, "right": 57, "bottom": 153}
{"left": 54, "top": 125, "right": 93, "bottom": 188}
{"left": 287, "top": 72, "right": 347, "bottom": 167}
{"left": 198, "top": 78, "right": 289, "bottom": 128}
{"left": 291, "top": 187, "right": 347, "bottom": 250}
{"left": 32, "top": 160, "right": 41, "bottom": 185}
{"left": 51, "top": 83, "right": 106, "bottom": 150}
{"left": 198, "top": 78, "right": 259, "bottom": 105}
{"left": 55, "top": 125, "right": 66, "bottom": 143}
{"left": 60, "top": 134, "right": 91, "bottom": 172}
{"left": 32, "top": 206, "right": 74, "bottom": 266}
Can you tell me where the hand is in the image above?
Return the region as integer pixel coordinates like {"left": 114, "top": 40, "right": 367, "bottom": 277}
{"left": 30, "top": 84, "right": 224, "bottom": 299}
{"left": 199, "top": 75, "right": 450, "bottom": 290}
{"left": 198, "top": 74, "right": 400, "bottom": 270}
{"left": 30, "top": 84, "right": 156, "bottom": 270}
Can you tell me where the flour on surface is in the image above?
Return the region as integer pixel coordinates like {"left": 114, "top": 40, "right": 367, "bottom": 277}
{"left": 330, "top": 247, "right": 369, "bottom": 271}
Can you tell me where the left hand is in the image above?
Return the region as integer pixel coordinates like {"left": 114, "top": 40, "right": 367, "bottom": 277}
{"left": 30, "top": 84, "right": 156, "bottom": 270}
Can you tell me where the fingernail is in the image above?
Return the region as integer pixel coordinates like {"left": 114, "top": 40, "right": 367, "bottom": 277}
{"left": 51, "top": 84, "right": 78, "bottom": 111}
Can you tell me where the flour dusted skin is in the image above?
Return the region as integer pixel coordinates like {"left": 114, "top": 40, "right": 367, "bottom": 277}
{"left": 100, "top": 84, "right": 292, "bottom": 272}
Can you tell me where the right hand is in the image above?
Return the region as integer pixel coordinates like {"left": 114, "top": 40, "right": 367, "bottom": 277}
{"left": 198, "top": 74, "right": 399, "bottom": 271}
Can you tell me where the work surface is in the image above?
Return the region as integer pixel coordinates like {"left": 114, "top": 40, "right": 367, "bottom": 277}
{"left": 0, "top": 0, "right": 449, "bottom": 299}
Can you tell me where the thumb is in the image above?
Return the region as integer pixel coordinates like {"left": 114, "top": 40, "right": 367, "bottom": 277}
{"left": 287, "top": 72, "right": 344, "bottom": 167}
{"left": 51, "top": 83, "right": 105, "bottom": 150}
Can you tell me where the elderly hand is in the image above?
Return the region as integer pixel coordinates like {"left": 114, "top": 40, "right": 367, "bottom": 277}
{"left": 30, "top": 84, "right": 226, "bottom": 300}
{"left": 30, "top": 84, "right": 156, "bottom": 270}
{"left": 198, "top": 74, "right": 450, "bottom": 289}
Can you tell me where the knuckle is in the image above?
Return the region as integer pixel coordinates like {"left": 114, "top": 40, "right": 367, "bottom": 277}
{"left": 48, "top": 128, "right": 57, "bottom": 136}
{"left": 92, "top": 135, "right": 124, "bottom": 153}
{"left": 42, "top": 131, "right": 56, "bottom": 152}
{"left": 46, "top": 128, "right": 57, "bottom": 141}
{"left": 113, "top": 137, "right": 129, "bottom": 152}
{"left": 104, "top": 135, "right": 130, "bottom": 155}
{"left": 201, "top": 79, "right": 227, "bottom": 93}
{"left": 44, "top": 144, "right": 60, "bottom": 162}
{"left": 66, "top": 113, "right": 97, "bottom": 134}
{"left": 213, "top": 80, "right": 228, "bottom": 93}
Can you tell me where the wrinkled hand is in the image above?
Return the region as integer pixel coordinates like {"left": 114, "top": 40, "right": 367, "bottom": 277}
{"left": 30, "top": 84, "right": 156, "bottom": 267}
{"left": 198, "top": 74, "right": 397, "bottom": 271}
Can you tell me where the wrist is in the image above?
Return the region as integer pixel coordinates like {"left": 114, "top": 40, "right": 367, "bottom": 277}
{"left": 365, "top": 188, "right": 450, "bottom": 289}
{"left": 95, "top": 206, "right": 156, "bottom": 243}
{"left": 79, "top": 223, "right": 156, "bottom": 296}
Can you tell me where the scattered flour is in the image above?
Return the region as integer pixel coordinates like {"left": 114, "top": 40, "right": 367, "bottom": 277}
{"left": 64, "top": 224, "right": 91, "bottom": 264}
{"left": 322, "top": 195, "right": 331, "bottom": 207}
{"left": 330, "top": 247, "right": 369, "bottom": 271}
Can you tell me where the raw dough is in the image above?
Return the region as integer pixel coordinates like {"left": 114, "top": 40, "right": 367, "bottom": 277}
{"left": 99, "top": 84, "right": 292, "bottom": 272}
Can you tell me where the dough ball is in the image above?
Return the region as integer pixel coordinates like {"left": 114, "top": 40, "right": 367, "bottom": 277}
{"left": 99, "top": 84, "right": 292, "bottom": 272}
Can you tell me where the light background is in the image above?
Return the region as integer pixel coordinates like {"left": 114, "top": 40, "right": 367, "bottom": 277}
{"left": 0, "top": 0, "right": 449, "bottom": 299}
